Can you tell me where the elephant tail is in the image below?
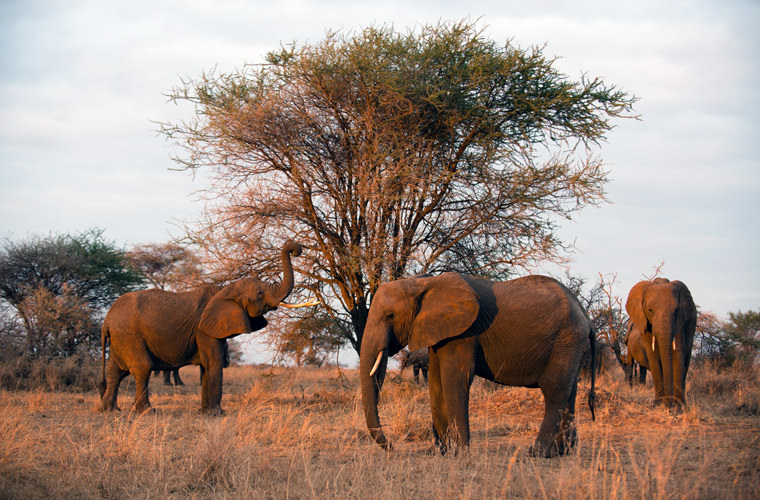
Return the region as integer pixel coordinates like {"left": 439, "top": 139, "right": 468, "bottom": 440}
{"left": 587, "top": 328, "right": 597, "bottom": 421}
{"left": 99, "top": 322, "right": 109, "bottom": 397}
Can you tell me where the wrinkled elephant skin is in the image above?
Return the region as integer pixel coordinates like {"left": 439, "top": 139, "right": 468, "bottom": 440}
{"left": 360, "top": 273, "right": 596, "bottom": 457}
{"left": 99, "top": 241, "right": 302, "bottom": 414}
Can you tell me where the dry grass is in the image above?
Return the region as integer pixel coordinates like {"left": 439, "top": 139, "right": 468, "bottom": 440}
{"left": 1, "top": 362, "right": 758, "bottom": 499}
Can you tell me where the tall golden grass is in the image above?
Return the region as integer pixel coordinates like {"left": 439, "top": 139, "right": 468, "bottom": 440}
{"left": 1, "top": 361, "right": 758, "bottom": 499}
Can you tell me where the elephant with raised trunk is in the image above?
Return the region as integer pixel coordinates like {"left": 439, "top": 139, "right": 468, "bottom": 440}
{"left": 99, "top": 241, "right": 304, "bottom": 414}
{"left": 625, "top": 278, "right": 696, "bottom": 407}
{"left": 360, "top": 273, "right": 596, "bottom": 457}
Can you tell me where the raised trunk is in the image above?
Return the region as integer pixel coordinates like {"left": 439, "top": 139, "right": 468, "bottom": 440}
{"left": 265, "top": 241, "right": 302, "bottom": 307}
{"left": 359, "top": 325, "right": 390, "bottom": 449}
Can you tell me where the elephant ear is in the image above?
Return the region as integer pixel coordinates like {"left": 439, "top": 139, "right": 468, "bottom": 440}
{"left": 625, "top": 280, "right": 651, "bottom": 335}
{"left": 408, "top": 273, "right": 479, "bottom": 351}
{"left": 199, "top": 284, "right": 267, "bottom": 339}
{"left": 672, "top": 280, "right": 697, "bottom": 326}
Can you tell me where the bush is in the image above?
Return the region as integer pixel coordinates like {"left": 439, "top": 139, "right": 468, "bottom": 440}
{"left": 0, "top": 354, "right": 100, "bottom": 392}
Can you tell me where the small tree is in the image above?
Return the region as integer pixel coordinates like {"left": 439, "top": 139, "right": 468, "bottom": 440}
{"left": 270, "top": 311, "right": 348, "bottom": 367}
{"left": 0, "top": 230, "right": 143, "bottom": 359}
{"left": 561, "top": 272, "right": 627, "bottom": 370}
{"left": 127, "top": 242, "right": 204, "bottom": 291}
{"left": 725, "top": 310, "right": 760, "bottom": 366}
{"left": 164, "top": 20, "right": 636, "bottom": 355}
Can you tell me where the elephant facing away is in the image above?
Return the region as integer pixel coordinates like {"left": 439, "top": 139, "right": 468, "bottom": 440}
{"left": 360, "top": 273, "right": 596, "bottom": 457}
{"left": 99, "top": 241, "right": 303, "bottom": 414}
{"left": 624, "top": 321, "right": 649, "bottom": 386}
{"left": 625, "top": 278, "right": 696, "bottom": 407}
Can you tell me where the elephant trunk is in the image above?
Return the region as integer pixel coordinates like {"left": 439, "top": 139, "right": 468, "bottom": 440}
{"left": 654, "top": 317, "right": 676, "bottom": 405}
{"left": 265, "top": 241, "right": 302, "bottom": 307}
{"left": 359, "top": 325, "right": 391, "bottom": 449}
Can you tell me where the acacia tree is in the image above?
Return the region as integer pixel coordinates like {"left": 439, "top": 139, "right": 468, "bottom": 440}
{"left": 127, "top": 242, "right": 204, "bottom": 291}
{"left": 163, "top": 20, "right": 636, "bottom": 355}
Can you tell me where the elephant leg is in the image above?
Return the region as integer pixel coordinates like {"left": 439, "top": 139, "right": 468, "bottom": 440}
{"left": 173, "top": 369, "right": 184, "bottom": 386}
{"left": 639, "top": 366, "right": 647, "bottom": 385}
{"left": 422, "top": 367, "right": 428, "bottom": 383}
{"left": 433, "top": 339, "right": 476, "bottom": 454}
{"left": 163, "top": 370, "right": 172, "bottom": 386}
{"left": 131, "top": 360, "right": 153, "bottom": 413}
{"left": 413, "top": 366, "right": 420, "bottom": 383}
{"left": 198, "top": 336, "right": 226, "bottom": 415}
{"left": 427, "top": 348, "right": 449, "bottom": 453}
{"left": 672, "top": 341, "right": 688, "bottom": 406}
{"left": 555, "top": 380, "right": 578, "bottom": 455}
{"left": 531, "top": 360, "right": 579, "bottom": 458}
{"left": 102, "top": 358, "right": 128, "bottom": 411}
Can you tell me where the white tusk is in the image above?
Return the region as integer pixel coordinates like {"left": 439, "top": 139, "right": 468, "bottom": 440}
{"left": 369, "top": 351, "right": 384, "bottom": 377}
{"left": 652, "top": 337, "right": 656, "bottom": 352}
{"left": 673, "top": 338, "right": 676, "bottom": 350}
{"left": 279, "top": 298, "right": 320, "bottom": 308}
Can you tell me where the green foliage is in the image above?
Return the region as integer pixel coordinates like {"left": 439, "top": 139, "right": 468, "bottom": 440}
{"left": 694, "top": 309, "right": 760, "bottom": 368}
{"left": 0, "top": 229, "right": 144, "bottom": 310}
{"left": 163, "top": 19, "right": 636, "bottom": 353}
{"left": 0, "top": 229, "right": 144, "bottom": 360}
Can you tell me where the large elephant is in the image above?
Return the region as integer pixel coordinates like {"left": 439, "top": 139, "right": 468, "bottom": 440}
{"left": 624, "top": 321, "right": 649, "bottom": 386}
{"left": 360, "top": 273, "right": 596, "bottom": 457}
{"left": 99, "top": 241, "right": 303, "bottom": 414}
{"left": 625, "top": 278, "right": 696, "bottom": 407}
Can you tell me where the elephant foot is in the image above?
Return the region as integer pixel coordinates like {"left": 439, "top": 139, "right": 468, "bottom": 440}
{"left": 201, "top": 406, "right": 226, "bottom": 416}
{"left": 528, "top": 440, "right": 563, "bottom": 458}
{"left": 133, "top": 404, "right": 153, "bottom": 414}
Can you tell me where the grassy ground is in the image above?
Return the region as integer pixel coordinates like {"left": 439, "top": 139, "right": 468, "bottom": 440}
{"left": 1, "top": 362, "right": 758, "bottom": 499}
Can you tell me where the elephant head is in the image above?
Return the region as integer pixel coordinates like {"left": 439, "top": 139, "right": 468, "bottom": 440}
{"left": 199, "top": 241, "right": 303, "bottom": 339}
{"left": 625, "top": 278, "right": 696, "bottom": 406}
{"left": 359, "top": 273, "right": 479, "bottom": 449}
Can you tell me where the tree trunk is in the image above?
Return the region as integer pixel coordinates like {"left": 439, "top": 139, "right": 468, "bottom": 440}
{"left": 349, "top": 300, "right": 368, "bottom": 356}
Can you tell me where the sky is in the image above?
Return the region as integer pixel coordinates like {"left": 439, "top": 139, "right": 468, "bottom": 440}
{"left": 1, "top": 0, "right": 758, "bottom": 345}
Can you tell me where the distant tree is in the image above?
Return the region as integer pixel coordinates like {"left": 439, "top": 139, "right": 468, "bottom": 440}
{"left": 163, "top": 19, "right": 636, "bottom": 355}
{"left": 270, "top": 311, "right": 347, "bottom": 367}
{"left": 127, "top": 242, "right": 204, "bottom": 291}
{"left": 561, "top": 272, "right": 628, "bottom": 370}
{"left": 725, "top": 310, "right": 760, "bottom": 366}
{"left": 0, "top": 229, "right": 144, "bottom": 358}
{"left": 694, "top": 310, "right": 731, "bottom": 364}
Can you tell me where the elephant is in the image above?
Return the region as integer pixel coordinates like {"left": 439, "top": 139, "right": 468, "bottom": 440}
{"left": 156, "top": 368, "right": 185, "bottom": 386}
{"left": 625, "top": 278, "right": 696, "bottom": 407}
{"left": 624, "top": 321, "right": 649, "bottom": 386}
{"left": 99, "top": 241, "right": 304, "bottom": 414}
{"left": 360, "top": 272, "right": 596, "bottom": 457}
{"left": 154, "top": 342, "right": 229, "bottom": 386}
{"left": 399, "top": 348, "right": 429, "bottom": 383}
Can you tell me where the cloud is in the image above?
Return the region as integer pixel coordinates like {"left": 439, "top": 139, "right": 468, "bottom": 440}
{"left": 1, "top": 0, "right": 758, "bottom": 318}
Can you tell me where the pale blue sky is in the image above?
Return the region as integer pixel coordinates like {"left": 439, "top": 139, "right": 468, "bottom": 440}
{"left": 1, "top": 0, "right": 758, "bottom": 331}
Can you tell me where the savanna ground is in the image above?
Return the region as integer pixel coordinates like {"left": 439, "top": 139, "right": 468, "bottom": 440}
{"left": 1, "top": 360, "right": 758, "bottom": 499}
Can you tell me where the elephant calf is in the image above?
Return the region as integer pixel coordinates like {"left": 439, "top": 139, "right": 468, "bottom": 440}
{"left": 399, "top": 349, "right": 429, "bottom": 383}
